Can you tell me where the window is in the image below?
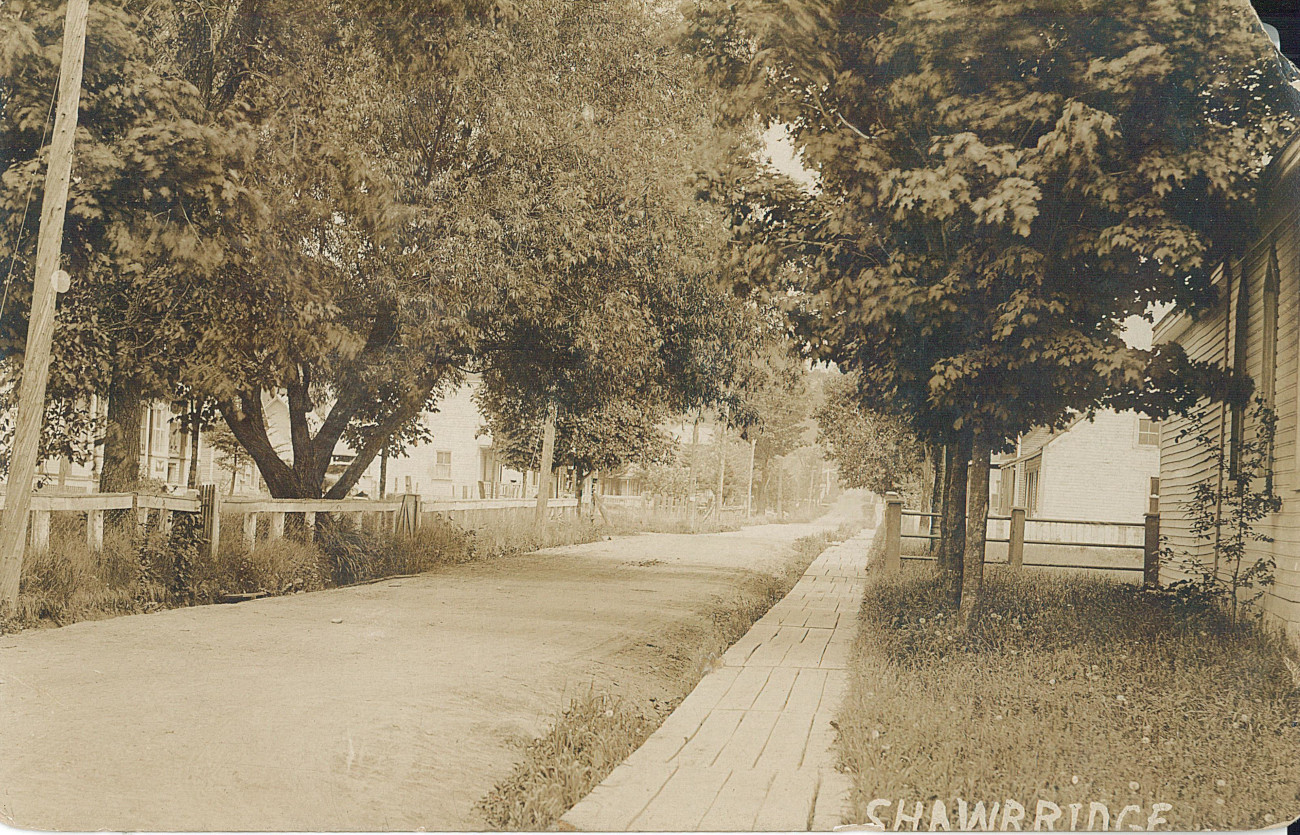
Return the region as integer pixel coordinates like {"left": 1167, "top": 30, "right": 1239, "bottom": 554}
{"left": 433, "top": 450, "right": 452, "bottom": 480}
{"left": 1263, "top": 245, "right": 1279, "bottom": 486}
{"left": 1263, "top": 245, "right": 1280, "bottom": 410}
{"left": 1137, "top": 417, "right": 1161, "bottom": 447}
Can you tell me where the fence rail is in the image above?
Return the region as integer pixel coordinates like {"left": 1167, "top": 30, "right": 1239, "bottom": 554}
{"left": 881, "top": 492, "right": 1160, "bottom": 585}
{"left": 0, "top": 489, "right": 583, "bottom": 559}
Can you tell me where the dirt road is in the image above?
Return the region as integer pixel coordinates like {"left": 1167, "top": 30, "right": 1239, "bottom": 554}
{"left": 0, "top": 513, "right": 854, "bottom": 831}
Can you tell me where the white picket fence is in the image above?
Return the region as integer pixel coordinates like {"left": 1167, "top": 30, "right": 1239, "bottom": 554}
{"left": 0, "top": 489, "right": 580, "bottom": 559}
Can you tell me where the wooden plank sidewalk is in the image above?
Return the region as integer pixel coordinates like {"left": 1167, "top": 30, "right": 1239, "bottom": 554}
{"left": 561, "top": 528, "right": 876, "bottom": 831}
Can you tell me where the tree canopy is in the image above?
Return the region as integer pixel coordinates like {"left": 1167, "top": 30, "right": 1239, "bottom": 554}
{"left": 0, "top": 0, "right": 258, "bottom": 484}
{"left": 815, "top": 370, "right": 925, "bottom": 500}
{"left": 688, "top": 0, "right": 1298, "bottom": 444}
{"left": 684, "top": 0, "right": 1300, "bottom": 622}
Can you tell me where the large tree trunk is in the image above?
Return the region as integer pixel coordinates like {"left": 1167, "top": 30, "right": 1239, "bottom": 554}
{"left": 219, "top": 360, "right": 442, "bottom": 500}
{"left": 957, "top": 433, "right": 992, "bottom": 630}
{"left": 100, "top": 370, "right": 144, "bottom": 494}
{"left": 214, "top": 303, "right": 448, "bottom": 499}
{"left": 186, "top": 406, "right": 202, "bottom": 489}
{"left": 220, "top": 393, "right": 303, "bottom": 497}
{"left": 714, "top": 415, "right": 726, "bottom": 520}
{"left": 938, "top": 432, "right": 970, "bottom": 577}
{"left": 379, "top": 446, "right": 388, "bottom": 498}
{"left": 756, "top": 463, "right": 773, "bottom": 514}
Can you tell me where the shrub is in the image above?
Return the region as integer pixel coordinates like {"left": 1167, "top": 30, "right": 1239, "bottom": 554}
{"left": 1160, "top": 399, "right": 1282, "bottom": 626}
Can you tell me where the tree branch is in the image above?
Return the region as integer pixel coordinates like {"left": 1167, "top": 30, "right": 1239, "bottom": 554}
{"left": 219, "top": 391, "right": 299, "bottom": 496}
{"left": 324, "top": 368, "right": 443, "bottom": 499}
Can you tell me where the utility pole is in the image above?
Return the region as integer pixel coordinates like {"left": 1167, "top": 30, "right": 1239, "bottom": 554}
{"left": 745, "top": 436, "right": 756, "bottom": 517}
{"left": 534, "top": 399, "right": 557, "bottom": 523}
{"left": 0, "top": 0, "right": 91, "bottom": 613}
{"left": 714, "top": 408, "right": 726, "bottom": 521}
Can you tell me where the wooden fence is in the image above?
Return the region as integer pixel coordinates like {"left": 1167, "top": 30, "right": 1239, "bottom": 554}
{"left": 0, "top": 489, "right": 581, "bottom": 562}
{"left": 881, "top": 492, "right": 1160, "bottom": 585}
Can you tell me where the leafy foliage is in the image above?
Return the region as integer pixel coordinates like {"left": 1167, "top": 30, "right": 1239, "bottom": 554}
{"left": 0, "top": 0, "right": 258, "bottom": 472}
{"left": 471, "top": 0, "right": 755, "bottom": 484}
{"left": 684, "top": 0, "right": 1298, "bottom": 443}
{"left": 815, "top": 371, "right": 925, "bottom": 501}
{"left": 684, "top": 0, "right": 1298, "bottom": 622}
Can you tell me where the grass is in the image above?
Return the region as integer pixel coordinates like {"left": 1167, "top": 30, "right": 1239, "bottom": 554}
{"left": 478, "top": 520, "right": 863, "bottom": 830}
{"left": 835, "top": 564, "right": 1300, "bottom": 831}
{"left": 3, "top": 510, "right": 607, "bottom": 633}
{"left": 11, "top": 527, "right": 143, "bottom": 625}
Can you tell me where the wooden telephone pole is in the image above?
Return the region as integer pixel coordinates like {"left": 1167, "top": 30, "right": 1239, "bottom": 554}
{"left": 534, "top": 399, "right": 557, "bottom": 523}
{"left": 0, "top": 0, "right": 91, "bottom": 612}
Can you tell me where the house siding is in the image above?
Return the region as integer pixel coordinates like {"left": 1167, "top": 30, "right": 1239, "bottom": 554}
{"left": 997, "top": 411, "right": 1159, "bottom": 523}
{"left": 1036, "top": 411, "right": 1160, "bottom": 523}
{"left": 354, "top": 379, "right": 526, "bottom": 500}
{"left": 1156, "top": 139, "right": 1300, "bottom": 642}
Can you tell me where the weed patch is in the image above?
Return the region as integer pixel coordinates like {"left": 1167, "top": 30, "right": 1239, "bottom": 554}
{"left": 4, "top": 509, "right": 606, "bottom": 633}
{"left": 836, "top": 565, "right": 1300, "bottom": 830}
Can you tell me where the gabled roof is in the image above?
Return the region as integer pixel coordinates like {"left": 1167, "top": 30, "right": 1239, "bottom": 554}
{"left": 998, "top": 412, "right": 1092, "bottom": 468}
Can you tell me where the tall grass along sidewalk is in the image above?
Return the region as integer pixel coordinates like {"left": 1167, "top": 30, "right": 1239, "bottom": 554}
{"left": 835, "top": 565, "right": 1300, "bottom": 831}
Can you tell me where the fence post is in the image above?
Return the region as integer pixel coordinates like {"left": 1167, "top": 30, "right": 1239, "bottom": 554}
{"left": 86, "top": 508, "right": 104, "bottom": 551}
{"left": 133, "top": 493, "right": 148, "bottom": 538}
{"left": 242, "top": 512, "right": 257, "bottom": 551}
{"left": 884, "top": 491, "right": 902, "bottom": 571}
{"left": 199, "top": 485, "right": 220, "bottom": 561}
{"left": 1144, "top": 500, "right": 1160, "bottom": 588}
{"left": 1008, "top": 507, "right": 1026, "bottom": 570}
{"left": 305, "top": 511, "right": 316, "bottom": 540}
{"left": 269, "top": 511, "right": 285, "bottom": 542}
{"left": 392, "top": 491, "right": 418, "bottom": 535}
{"left": 30, "top": 508, "right": 51, "bottom": 554}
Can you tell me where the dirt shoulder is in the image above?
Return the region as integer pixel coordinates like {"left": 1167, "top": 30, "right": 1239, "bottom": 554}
{"left": 0, "top": 515, "right": 850, "bottom": 831}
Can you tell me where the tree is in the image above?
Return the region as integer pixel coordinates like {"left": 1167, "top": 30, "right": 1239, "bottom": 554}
{"left": 715, "top": 328, "right": 813, "bottom": 513}
{"left": 160, "top": 0, "right": 749, "bottom": 501}
{"left": 1165, "top": 398, "right": 1282, "bottom": 626}
{"left": 0, "top": 0, "right": 258, "bottom": 492}
{"left": 156, "top": 0, "right": 486, "bottom": 499}
{"left": 815, "top": 371, "right": 926, "bottom": 503}
{"left": 685, "top": 0, "right": 1297, "bottom": 626}
{"left": 478, "top": 394, "right": 677, "bottom": 498}
{"left": 468, "top": 0, "right": 753, "bottom": 501}
{"left": 203, "top": 422, "right": 248, "bottom": 495}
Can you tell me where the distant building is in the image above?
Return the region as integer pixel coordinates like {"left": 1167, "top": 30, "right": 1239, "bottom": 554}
{"left": 23, "top": 377, "right": 526, "bottom": 500}
{"left": 990, "top": 315, "right": 1162, "bottom": 523}
{"left": 346, "top": 380, "right": 528, "bottom": 500}
{"left": 991, "top": 411, "right": 1162, "bottom": 523}
{"left": 31, "top": 398, "right": 263, "bottom": 495}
